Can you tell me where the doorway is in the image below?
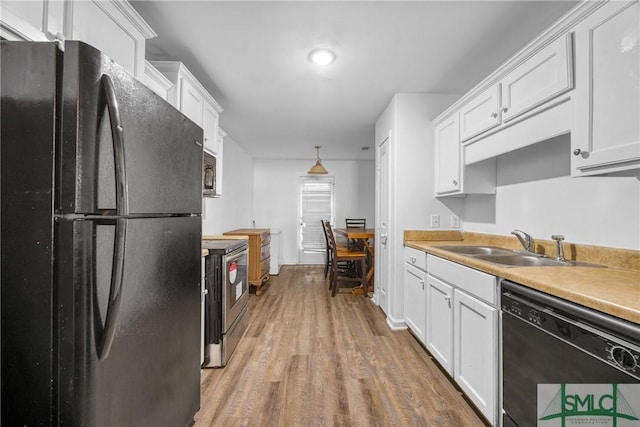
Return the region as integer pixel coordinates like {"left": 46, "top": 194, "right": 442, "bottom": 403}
{"left": 298, "top": 176, "right": 334, "bottom": 264}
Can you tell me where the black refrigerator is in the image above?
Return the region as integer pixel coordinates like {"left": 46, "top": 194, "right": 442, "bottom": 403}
{"left": 1, "top": 41, "right": 203, "bottom": 426}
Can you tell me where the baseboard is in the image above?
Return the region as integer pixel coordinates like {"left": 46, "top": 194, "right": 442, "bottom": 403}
{"left": 386, "top": 316, "right": 408, "bottom": 331}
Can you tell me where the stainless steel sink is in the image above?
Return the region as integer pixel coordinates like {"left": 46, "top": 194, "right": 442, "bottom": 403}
{"left": 434, "top": 245, "right": 515, "bottom": 255}
{"left": 473, "top": 254, "right": 565, "bottom": 267}
{"left": 434, "top": 245, "right": 606, "bottom": 268}
{"left": 473, "top": 254, "right": 605, "bottom": 268}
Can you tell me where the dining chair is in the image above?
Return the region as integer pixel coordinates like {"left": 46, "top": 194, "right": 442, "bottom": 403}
{"left": 320, "top": 220, "right": 350, "bottom": 282}
{"left": 345, "top": 218, "right": 366, "bottom": 250}
{"left": 325, "top": 222, "right": 367, "bottom": 297}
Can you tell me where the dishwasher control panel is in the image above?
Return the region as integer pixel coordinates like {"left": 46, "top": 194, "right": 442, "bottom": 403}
{"left": 502, "top": 282, "right": 640, "bottom": 381}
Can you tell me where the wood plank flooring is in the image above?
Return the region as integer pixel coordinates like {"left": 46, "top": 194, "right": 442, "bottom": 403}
{"left": 194, "top": 265, "right": 486, "bottom": 427}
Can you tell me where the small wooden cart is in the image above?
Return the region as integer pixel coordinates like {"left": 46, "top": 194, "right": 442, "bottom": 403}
{"left": 223, "top": 229, "right": 271, "bottom": 295}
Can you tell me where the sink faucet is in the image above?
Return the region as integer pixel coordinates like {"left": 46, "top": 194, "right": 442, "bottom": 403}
{"left": 511, "top": 229, "right": 534, "bottom": 252}
{"left": 551, "top": 235, "right": 565, "bottom": 261}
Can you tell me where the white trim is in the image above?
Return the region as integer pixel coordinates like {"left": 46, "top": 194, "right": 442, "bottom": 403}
{"left": 0, "top": 5, "right": 48, "bottom": 41}
{"left": 110, "top": 0, "right": 156, "bottom": 39}
{"left": 144, "top": 60, "right": 173, "bottom": 91}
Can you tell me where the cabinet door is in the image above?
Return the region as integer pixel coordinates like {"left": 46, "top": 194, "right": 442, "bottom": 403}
{"left": 501, "top": 33, "right": 573, "bottom": 123}
{"left": 203, "top": 100, "right": 220, "bottom": 155}
{"left": 404, "top": 264, "right": 426, "bottom": 343}
{"left": 572, "top": 0, "right": 640, "bottom": 176}
{"left": 454, "top": 289, "right": 498, "bottom": 426}
{"left": 180, "top": 77, "right": 204, "bottom": 126}
{"left": 426, "top": 274, "right": 453, "bottom": 375}
{"left": 459, "top": 85, "right": 501, "bottom": 141}
{"left": 434, "top": 114, "right": 461, "bottom": 195}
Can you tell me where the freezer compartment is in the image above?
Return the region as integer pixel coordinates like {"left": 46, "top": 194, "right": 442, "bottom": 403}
{"left": 59, "top": 41, "right": 202, "bottom": 215}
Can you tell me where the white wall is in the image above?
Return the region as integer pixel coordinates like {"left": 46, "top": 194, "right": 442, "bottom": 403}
{"left": 253, "top": 159, "right": 375, "bottom": 265}
{"left": 202, "top": 135, "right": 254, "bottom": 235}
{"left": 375, "top": 93, "right": 460, "bottom": 325}
{"left": 463, "top": 134, "right": 640, "bottom": 250}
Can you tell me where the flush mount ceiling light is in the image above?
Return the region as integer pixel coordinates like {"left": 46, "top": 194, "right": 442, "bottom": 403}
{"left": 308, "top": 49, "right": 336, "bottom": 66}
{"left": 307, "top": 145, "right": 329, "bottom": 174}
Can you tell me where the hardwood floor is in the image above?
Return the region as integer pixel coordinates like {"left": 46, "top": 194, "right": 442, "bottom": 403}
{"left": 194, "top": 265, "right": 486, "bottom": 427}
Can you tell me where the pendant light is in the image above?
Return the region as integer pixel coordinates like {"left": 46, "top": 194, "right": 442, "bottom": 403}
{"left": 308, "top": 145, "right": 329, "bottom": 174}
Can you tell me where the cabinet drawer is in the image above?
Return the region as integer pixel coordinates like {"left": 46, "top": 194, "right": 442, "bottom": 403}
{"left": 260, "top": 257, "right": 270, "bottom": 277}
{"left": 260, "top": 243, "right": 270, "bottom": 261}
{"left": 427, "top": 255, "right": 497, "bottom": 305}
{"left": 404, "top": 246, "right": 427, "bottom": 271}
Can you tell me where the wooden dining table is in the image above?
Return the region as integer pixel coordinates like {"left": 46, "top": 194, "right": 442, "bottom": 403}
{"left": 335, "top": 228, "right": 375, "bottom": 295}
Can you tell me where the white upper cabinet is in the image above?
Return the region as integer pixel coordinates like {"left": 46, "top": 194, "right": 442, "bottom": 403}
{"left": 180, "top": 76, "right": 205, "bottom": 126}
{"left": 434, "top": 113, "right": 496, "bottom": 197}
{"left": 460, "top": 85, "right": 501, "bottom": 142}
{"left": 151, "top": 61, "right": 223, "bottom": 137}
{"left": 458, "top": 33, "right": 573, "bottom": 144}
{"left": 500, "top": 33, "right": 573, "bottom": 123}
{"left": 1, "top": 0, "right": 156, "bottom": 80}
{"left": 203, "top": 101, "right": 221, "bottom": 155}
{"left": 434, "top": 115, "right": 462, "bottom": 195}
{"left": 572, "top": 0, "right": 640, "bottom": 176}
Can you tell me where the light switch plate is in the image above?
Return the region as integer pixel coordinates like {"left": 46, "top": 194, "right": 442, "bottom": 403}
{"left": 451, "top": 215, "right": 460, "bottom": 229}
{"left": 430, "top": 214, "right": 440, "bottom": 228}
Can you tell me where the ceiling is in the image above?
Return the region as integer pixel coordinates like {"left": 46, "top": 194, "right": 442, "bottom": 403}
{"left": 130, "top": 1, "right": 578, "bottom": 161}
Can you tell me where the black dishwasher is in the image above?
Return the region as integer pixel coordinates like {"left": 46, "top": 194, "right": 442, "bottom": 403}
{"left": 501, "top": 280, "right": 640, "bottom": 427}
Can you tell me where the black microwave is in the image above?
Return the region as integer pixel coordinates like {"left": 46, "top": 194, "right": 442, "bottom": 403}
{"left": 203, "top": 151, "right": 217, "bottom": 198}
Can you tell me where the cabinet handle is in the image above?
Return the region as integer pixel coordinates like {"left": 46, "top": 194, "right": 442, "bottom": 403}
{"left": 444, "top": 295, "right": 451, "bottom": 308}
{"left": 452, "top": 180, "right": 458, "bottom": 186}
{"left": 501, "top": 107, "right": 508, "bottom": 113}
{"left": 410, "top": 256, "right": 416, "bottom": 263}
{"left": 573, "top": 148, "right": 587, "bottom": 156}
{"left": 490, "top": 112, "right": 498, "bottom": 118}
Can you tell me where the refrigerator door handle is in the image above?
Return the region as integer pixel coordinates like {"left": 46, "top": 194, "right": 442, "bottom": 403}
{"left": 101, "top": 74, "right": 129, "bottom": 216}
{"left": 97, "top": 218, "right": 127, "bottom": 361}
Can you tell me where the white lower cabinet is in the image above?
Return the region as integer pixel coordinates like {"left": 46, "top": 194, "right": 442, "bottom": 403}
{"left": 453, "top": 288, "right": 498, "bottom": 426}
{"left": 404, "top": 264, "right": 426, "bottom": 343}
{"left": 426, "top": 254, "right": 499, "bottom": 426}
{"left": 404, "top": 246, "right": 427, "bottom": 343}
{"left": 426, "top": 274, "right": 453, "bottom": 375}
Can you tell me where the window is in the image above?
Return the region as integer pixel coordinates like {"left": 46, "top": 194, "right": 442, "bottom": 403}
{"left": 299, "top": 176, "right": 334, "bottom": 263}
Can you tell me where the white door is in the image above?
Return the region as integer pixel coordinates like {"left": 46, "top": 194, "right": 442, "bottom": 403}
{"left": 572, "top": 0, "right": 639, "bottom": 176}
{"left": 298, "top": 176, "right": 334, "bottom": 264}
{"left": 404, "top": 264, "right": 426, "bottom": 343}
{"left": 434, "top": 115, "right": 461, "bottom": 195}
{"left": 453, "top": 289, "right": 498, "bottom": 425}
{"left": 426, "top": 274, "right": 454, "bottom": 375}
{"left": 376, "top": 135, "right": 390, "bottom": 313}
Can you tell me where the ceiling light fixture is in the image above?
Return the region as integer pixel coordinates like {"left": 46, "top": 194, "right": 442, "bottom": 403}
{"left": 307, "top": 145, "right": 329, "bottom": 174}
{"left": 308, "top": 49, "right": 336, "bottom": 66}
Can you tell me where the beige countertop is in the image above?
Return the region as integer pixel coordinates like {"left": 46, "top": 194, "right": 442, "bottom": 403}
{"left": 404, "top": 231, "right": 640, "bottom": 324}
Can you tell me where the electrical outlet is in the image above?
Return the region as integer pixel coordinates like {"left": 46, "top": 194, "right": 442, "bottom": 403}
{"left": 451, "top": 214, "right": 460, "bottom": 229}
{"left": 430, "top": 214, "right": 440, "bottom": 228}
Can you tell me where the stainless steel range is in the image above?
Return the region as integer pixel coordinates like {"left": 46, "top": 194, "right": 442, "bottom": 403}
{"left": 202, "top": 239, "right": 249, "bottom": 368}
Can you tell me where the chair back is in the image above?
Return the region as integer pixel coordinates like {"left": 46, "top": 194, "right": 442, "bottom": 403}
{"left": 324, "top": 220, "right": 338, "bottom": 252}
{"left": 321, "top": 219, "right": 330, "bottom": 246}
{"left": 345, "top": 218, "right": 366, "bottom": 229}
